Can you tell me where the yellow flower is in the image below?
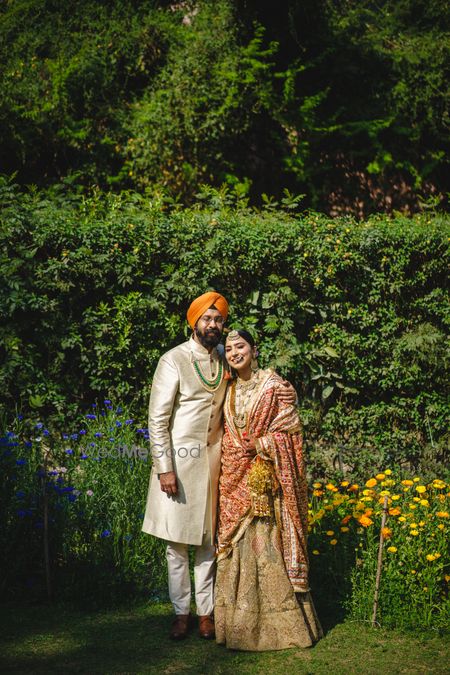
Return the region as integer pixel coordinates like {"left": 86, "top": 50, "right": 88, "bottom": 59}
{"left": 392, "top": 495, "right": 400, "bottom": 501}
{"left": 436, "top": 511, "right": 449, "bottom": 518}
{"left": 330, "top": 539, "right": 338, "bottom": 545}
{"left": 426, "top": 554, "right": 435, "bottom": 561}
{"left": 313, "top": 489, "right": 323, "bottom": 496}
{"left": 438, "top": 524, "right": 445, "bottom": 530}
{"left": 432, "top": 479, "right": 446, "bottom": 489}
{"left": 362, "top": 489, "right": 374, "bottom": 496}
{"left": 325, "top": 483, "right": 338, "bottom": 492}
{"left": 418, "top": 521, "right": 425, "bottom": 527}
{"left": 361, "top": 496, "right": 373, "bottom": 502}
{"left": 376, "top": 473, "right": 385, "bottom": 481}
{"left": 411, "top": 570, "right": 416, "bottom": 575}
{"left": 365, "top": 478, "right": 377, "bottom": 488}
{"left": 384, "top": 469, "right": 392, "bottom": 476}
{"left": 413, "top": 497, "right": 421, "bottom": 502}
{"left": 420, "top": 499, "right": 429, "bottom": 507}
{"left": 399, "top": 516, "right": 406, "bottom": 522}
{"left": 410, "top": 529, "right": 419, "bottom": 536}
{"left": 348, "top": 484, "right": 359, "bottom": 492}
{"left": 402, "top": 480, "right": 413, "bottom": 486}
{"left": 341, "top": 480, "right": 349, "bottom": 487}
{"left": 445, "top": 575, "right": 450, "bottom": 583}
{"left": 326, "top": 530, "right": 335, "bottom": 536}
{"left": 413, "top": 477, "right": 420, "bottom": 483}
{"left": 387, "top": 546, "right": 397, "bottom": 553}
{"left": 415, "top": 485, "right": 426, "bottom": 494}
{"left": 312, "top": 482, "right": 322, "bottom": 489}
{"left": 423, "top": 587, "right": 428, "bottom": 592}
{"left": 380, "top": 490, "right": 391, "bottom": 496}
{"left": 409, "top": 504, "right": 417, "bottom": 510}
{"left": 340, "top": 526, "right": 349, "bottom": 533}
{"left": 410, "top": 523, "right": 418, "bottom": 528}
{"left": 312, "top": 550, "right": 320, "bottom": 555}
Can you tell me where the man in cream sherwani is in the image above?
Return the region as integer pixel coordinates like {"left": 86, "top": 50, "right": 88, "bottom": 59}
{"left": 142, "top": 291, "right": 229, "bottom": 640}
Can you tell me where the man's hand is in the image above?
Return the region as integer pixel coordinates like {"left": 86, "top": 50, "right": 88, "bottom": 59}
{"left": 159, "top": 471, "right": 178, "bottom": 496}
{"left": 278, "top": 380, "right": 298, "bottom": 406}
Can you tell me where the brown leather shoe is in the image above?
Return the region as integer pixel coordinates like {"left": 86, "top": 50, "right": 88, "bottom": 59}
{"left": 170, "top": 614, "right": 192, "bottom": 640}
{"left": 198, "top": 614, "right": 215, "bottom": 639}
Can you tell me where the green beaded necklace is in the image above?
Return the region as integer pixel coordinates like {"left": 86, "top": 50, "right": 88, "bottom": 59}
{"left": 193, "top": 359, "right": 224, "bottom": 391}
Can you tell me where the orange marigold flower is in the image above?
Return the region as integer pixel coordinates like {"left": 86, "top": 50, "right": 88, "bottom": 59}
{"left": 389, "top": 507, "right": 401, "bottom": 516}
{"left": 330, "top": 539, "right": 338, "bottom": 545}
{"left": 348, "top": 484, "right": 359, "bottom": 492}
{"left": 326, "top": 530, "right": 335, "bottom": 536}
{"left": 381, "top": 527, "right": 392, "bottom": 539}
{"left": 358, "top": 514, "right": 373, "bottom": 527}
{"left": 325, "top": 483, "right": 338, "bottom": 492}
{"left": 402, "top": 480, "right": 413, "bottom": 486}
{"left": 341, "top": 480, "right": 349, "bottom": 487}
{"left": 365, "top": 478, "right": 377, "bottom": 488}
{"left": 341, "top": 515, "right": 352, "bottom": 525}
{"left": 375, "top": 473, "right": 385, "bottom": 481}
{"left": 313, "top": 489, "right": 323, "bottom": 497}
{"left": 436, "top": 511, "right": 449, "bottom": 518}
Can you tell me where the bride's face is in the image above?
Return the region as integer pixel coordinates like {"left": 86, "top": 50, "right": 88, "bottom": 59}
{"left": 225, "top": 336, "right": 255, "bottom": 374}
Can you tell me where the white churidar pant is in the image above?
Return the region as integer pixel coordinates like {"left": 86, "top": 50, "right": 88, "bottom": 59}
{"left": 166, "top": 539, "right": 216, "bottom": 615}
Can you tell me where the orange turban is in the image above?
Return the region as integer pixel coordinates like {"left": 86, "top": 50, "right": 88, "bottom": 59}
{"left": 187, "top": 291, "right": 229, "bottom": 329}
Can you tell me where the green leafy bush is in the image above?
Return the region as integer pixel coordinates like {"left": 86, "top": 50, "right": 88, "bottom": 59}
{"left": 1, "top": 179, "right": 448, "bottom": 474}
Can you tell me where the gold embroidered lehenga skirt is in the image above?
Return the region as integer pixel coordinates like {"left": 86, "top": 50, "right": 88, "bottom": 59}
{"left": 215, "top": 517, "right": 323, "bottom": 651}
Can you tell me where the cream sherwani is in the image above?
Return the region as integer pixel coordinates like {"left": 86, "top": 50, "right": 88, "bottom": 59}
{"left": 142, "top": 336, "right": 227, "bottom": 614}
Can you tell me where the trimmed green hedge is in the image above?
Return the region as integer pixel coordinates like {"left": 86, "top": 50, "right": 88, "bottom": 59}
{"left": 1, "top": 178, "right": 449, "bottom": 474}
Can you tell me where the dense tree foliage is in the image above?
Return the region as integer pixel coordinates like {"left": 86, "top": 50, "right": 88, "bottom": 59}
{"left": 0, "top": 0, "right": 448, "bottom": 214}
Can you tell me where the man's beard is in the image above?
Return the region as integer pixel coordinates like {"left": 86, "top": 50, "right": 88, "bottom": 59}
{"left": 195, "top": 326, "right": 222, "bottom": 348}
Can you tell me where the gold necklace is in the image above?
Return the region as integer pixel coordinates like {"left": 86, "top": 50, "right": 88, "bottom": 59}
{"left": 231, "top": 372, "right": 259, "bottom": 429}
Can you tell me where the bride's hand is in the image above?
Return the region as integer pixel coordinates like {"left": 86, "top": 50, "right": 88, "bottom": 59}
{"left": 241, "top": 432, "right": 257, "bottom": 456}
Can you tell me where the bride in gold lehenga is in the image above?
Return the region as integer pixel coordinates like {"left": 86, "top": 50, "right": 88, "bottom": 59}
{"left": 215, "top": 329, "right": 323, "bottom": 651}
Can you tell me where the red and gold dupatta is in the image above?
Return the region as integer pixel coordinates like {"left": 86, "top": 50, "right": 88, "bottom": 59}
{"left": 217, "top": 369, "right": 310, "bottom": 592}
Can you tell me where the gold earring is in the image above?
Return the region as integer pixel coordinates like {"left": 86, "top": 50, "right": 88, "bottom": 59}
{"left": 251, "top": 356, "right": 259, "bottom": 372}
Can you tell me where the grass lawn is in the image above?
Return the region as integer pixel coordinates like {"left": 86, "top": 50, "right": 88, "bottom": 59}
{"left": 0, "top": 601, "right": 448, "bottom": 674}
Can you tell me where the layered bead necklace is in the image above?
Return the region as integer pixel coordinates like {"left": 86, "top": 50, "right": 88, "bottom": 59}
{"left": 192, "top": 357, "right": 224, "bottom": 392}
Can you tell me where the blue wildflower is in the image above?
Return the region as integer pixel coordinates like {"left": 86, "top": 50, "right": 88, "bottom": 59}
{"left": 101, "top": 530, "right": 111, "bottom": 538}
{"left": 79, "top": 429, "right": 86, "bottom": 435}
{"left": 85, "top": 414, "right": 97, "bottom": 420}
{"left": 24, "top": 441, "right": 32, "bottom": 448}
{"left": 94, "top": 432, "right": 102, "bottom": 438}
{"left": 80, "top": 454, "right": 88, "bottom": 460}
{"left": 17, "top": 414, "right": 23, "bottom": 421}
{"left": 92, "top": 403, "right": 97, "bottom": 408}
{"left": 68, "top": 494, "right": 77, "bottom": 503}
{"left": 43, "top": 429, "right": 50, "bottom": 436}
{"left": 63, "top": 434, "right": 69, "bottom": 440}
{"left": 116, "top": 421, "right": 122, "bottom": 428}
{"left": 70, "top": 433, "right": 78, "bottom": 440}
{"left": 17, "top": 509, "right": 27, "bottom": 518}
{"left": 125, "top": 419, "right": 134, "bottom": 425}
{"left": 116, "top": 406, "right": 123, "bottom": 413}
{"left": 16, "top": 490, "right": 25, "bottom": 498}
{"left": 16, "top": 458, "right": 26, "bottom": 466}
{"left": 35, "top": 423, "right": 44, "bottom": 430}
{"left": 104, "top": 400, "right": 111, "bottom": 405}
{"left": 89, "top": 442, "right": 96, "bottom": 447}
{"left": 65, "top": 448, "right": 73, "bottom": 455}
